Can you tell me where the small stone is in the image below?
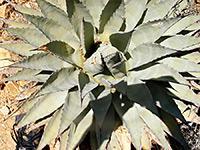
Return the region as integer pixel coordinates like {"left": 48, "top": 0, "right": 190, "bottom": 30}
{"left": 0, "top": 106, "right": 10, "bottom": 115}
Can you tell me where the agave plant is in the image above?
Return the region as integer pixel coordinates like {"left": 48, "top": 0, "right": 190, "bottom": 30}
{"left": 1, "top": 0, "right": 200, "bottom": 149}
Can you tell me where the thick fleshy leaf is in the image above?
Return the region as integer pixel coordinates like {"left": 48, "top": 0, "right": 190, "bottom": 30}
{"left": 127, "top": 77, "right": 158, "bottom": 114}
{"left": 84, "top": 50, "right": 104, "bottom": 75}
{"left": 100, "top": 45, "right": 126, "bottom": 77}
{"left": 36, "top": 0, "right": 77, "bottom": 39}
{"left": 99, "top": 0, "right": 123, "bottom": 34}
{"left": 129, "top": 18, "right": 179, "bottom": 49}
{"left": 129, "top": 64, "right": 188, "bottom": 84}
{"left": 90, "top": 89, "right": 112, "bottom": 127}
{"left": 125, "top": 0, "right": 147, "bottom": 31}
{"left": 99, "top": 0, "right": 124, "bottom": 41}
{"left": 67, "top": 108, "right": 93, "bottom": 150}
{"left": 6, "top": 28, "right": 50, "bottom": 47}
{"left": 159, "top": 57, "right": 200, "bottom": 72}
{"left": 0, "top": 42, "right": 36, "bottom": 56}
{"left": 38, "top": 68, "right": 79, "bottom": 95}
{"left": 159, "top": 108, "right": 188, "bottom": 148}
{"left": 17, "top": 90, "right": 68, "bottom": 128}
{"left": 164, "top": 14, "right": 200, "bottom": 35}
{"left": 46, "top": 41, "right": 83, "bottom": 68}
{"left": 147, "top": 81, "right": 186, "bottom": 123}
{"left": 110, "top": 31, "right": 133, "bottom": 53}
{"left": 24, "top": 15, "right": 80, "bottom": 50}
{"left": 82, "top": 0, "right": 105, "bottom": 28}
{"left": 144, "top": 0, "right": 179, "bottom": 23}
{"left": 127, "top": 43, "right": 176, "bottom": 70}
{"left": 2, "top": 19, "right": 35, "bottom": 29}
{"left": 4, "top": 68, "right": 49, "bottom": 82}
{"left": 59, "top": 90, "right": 90, "bottom": 134}
{"left": 12, "top": 3, "right": 43, "bottom": 16}
{"left": 112, "top": 93, "right": 142, "bottom": 150}
{"left": 70, "top": 1, "right": 94, "bottom": 38}
{"left": 160, "top": 35, "right": 200, "bottom": 50}
{"left": 136, "top": 104, "right": 170, "bottom": 149}
{"left": 37, "top": 107, "right": 62, "bottom": 150}
{"left": 168, "top": 82, "right": 200, "bottom": 105}
{"left": 12, "top": 53, "right": 72, "bottom": 71}
{"left": 96, "top": 106, "right": 116, "bottom": 149}
{"left": 60, "top": 129, "right": 70, "bottom": 150}
{"left": 81, "top": 20, "right": 95, "bottom": 57}
{"left": 78, "top": 72, "right": 98, "bottom": 98}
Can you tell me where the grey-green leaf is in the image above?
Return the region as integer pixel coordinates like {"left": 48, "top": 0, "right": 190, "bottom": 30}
{"left": 164, "top": 14, "right": 200, "bottom": 35}
{"left": 110, "top": 31, "right": 133, "bottom": 53}
{"left": 37, "top": 107, "right": 63, "bottom": 150}
{"left": 159, "top": 57, "right": 200, "bottom": 72}
{"left": 112, "top": 93, "right": 142, "bottom": 150}
{"left": 17, "top": 90, "right": 68, "bottom": 128}
{"left": 38, "top": 68, "right": 79, "bottom": 95}
{"left": 90, "top": 89, "right": 112, "bottom": 127}
{"left": 67, "top": 109, "right": 93, "bottom": 150}
{"left": 12, "top": 53, "right": 72, "bottom": 71}
{"left": 59, "top": 90, "right": 90, "bottom": 134}
{"left": 24, "top": 14, "right": 80, "bottom": 50}
{"left": 125, "top": 0, "right": 147, "bottom": 31}
{"left": 127, "top": 43, "right": 176, "bottom": 70}
{"left": 4, "top": 68, "right": 49, "bottom": 82}
{"left": 46, "top": 41, "right": 83, "bottom": 68}
{"left": 147, "top": 81, "right": 186, "bottom": 123}
{"left": 160, "top": 35, "right": 200, "bottom": 50}
{"left": 129, "top": 18, "right": 179, "bottom": 49}
{"left": 144, "top": 0, "right": 179, "bottom": 23}
{"left": 0, "top": 42, "right": 36, "bottom": 56}
{"left": 6, "top": 28, "right": 50, "bottom": 47}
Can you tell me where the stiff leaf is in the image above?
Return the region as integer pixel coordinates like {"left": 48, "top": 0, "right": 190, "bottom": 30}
{"left": 36, "top": 0, "right": 77, "bottom": 39}
{"left": 159, "top": 57, "right": 200, "bottom": 72}
{"left": 70, "top": 1, "right": 94, "bottom": 38}
{"left": 112, "top": 93, "right": 142, "bottom": 150}
{"left": 2, "top": 19, "right": 35, "bottom": 29}
{"left": 168, "top": 82, "right": 200, "bottom": 105}
{"left": 59, "top": 90, "right": 90, "bottom": 134}
{"left": 17, "top": 90, "right": 68, "bottom": 128}
{"left": 12, "top": 3, "right": 43, "bottom": 16}
{"left": 110, "top": 31, "right": 133, "bottom": 53}
{"left": 129, "top": 64, "right": 188, "bottom": 84}
{"left": 127, "top": 77, "right": 158, "bottom": 114}
{"left": 160, "top": 35, "right": 200, "bottom": 50}
{"left": 125, "top": 0, "right": 148, "bottom": 31}
{"left": 38, "top": 68, "right": 79, "bottom": 95}
{"left": 137, "top": 104, "right": 170, "bottom": 149}
{"left": 12, "top": 53, "right": 72, "bottom": 71}
{"left": 147, "top": 81, "right": 186, "bottom": 123}
{"left": 159, "top": 108, "right": 188, "bottom": 148}
{"left": 144, "top": 0, "right": 179, "bottom": 23}
{"left": 82, "top": 0, "right": 105, "bottom": 28}
{"left": 90, "top": 89, "right": 112, "bottom": 127}
{"left": 37, "top": 107, "right": 63, "bottom": 150}
{"left": 127, "top": 43, "right": 176, "bottom": 70}
{"left": 46, "top": 41, "right": 83, "bottom": 68}
{"left": 6, "top": 28, "right": 50, "bottom": 47}
{"left": 99, "top": 0, "right": 124, "bottom": 41}
{"left": 164, "top": 14, "right": 200, "bottom": 35}
{"left": 81, "top": 20, "right": 95, "bottom": 57}
{"left": 99, "top": 0, "right": 123, "bottom": 34}
{"left": 4, "top": 68, "right": 49, "bottom": 82}
{"left": 60, "top": 129, "right": 70, "bottom": 150}
{"left": 24, "top": 15, "right": 80, "bottom": 50}
{"left": 0, "top": 42, "right": 36, "bottom": 56}
{"left": 67, "top": 109, "right": 93, "bottom": 150}
{"left": 129, "top": 18, "right": 179, "bottom": 49}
